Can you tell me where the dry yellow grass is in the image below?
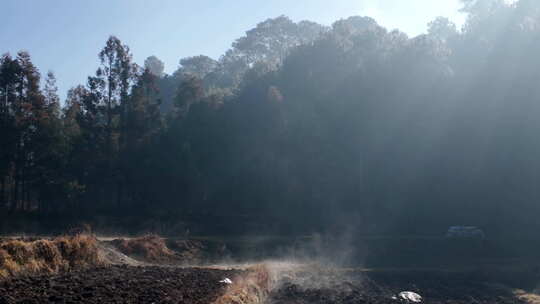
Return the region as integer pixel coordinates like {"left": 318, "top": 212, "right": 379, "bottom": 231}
{"left": 213, "top": 264, "right": 271, "bottom": 304}
{"left": 0, "top": 234, "right": 103, "bottom": 279}
{"left": 514, "top": 289, "right": 540, "bottom": 304}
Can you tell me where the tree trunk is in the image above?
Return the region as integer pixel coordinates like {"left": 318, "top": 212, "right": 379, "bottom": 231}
{"left": 117, "top": 178, "right": 123, "bottom": 209}
{"left": 0, "top": 176, "right": 5, "bottom": 210}
{"left": 12, "top": 175, "right": 19, "bottom": 212}
{"left": 24, "top": 179, "right": 30, "bottom": 211}
{"left": 21, "top": 178, "right": 25, "bottom": 212}
{"left": 21, "top": 167, "right": 26, "bottom": 212}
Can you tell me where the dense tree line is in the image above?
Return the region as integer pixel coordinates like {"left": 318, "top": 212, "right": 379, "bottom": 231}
{"left": 2, "top": 2, "right": 540, "bottom": 236}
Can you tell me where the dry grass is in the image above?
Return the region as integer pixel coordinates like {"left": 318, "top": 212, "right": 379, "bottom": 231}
{"left": 0, "top": 234, "right": 102, "bottom": 279}
{"left": 514, "top": 290, "right": 540, "bottom": 304}
{"left": 214, "top": 264, "right": 272, "bottom": 304}
{"left": 111, "top": 234, "right": 178, "bottom": 263}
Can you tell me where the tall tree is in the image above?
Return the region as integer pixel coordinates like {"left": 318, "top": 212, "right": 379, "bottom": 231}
{"left": 0, "top": 54, "right": 21, "bottom": 210}
{"left": 83, "top": 36, "right": 137, "bottom": 208}
{"left": 94, "top": 35, "right": 136, "bottom": 156}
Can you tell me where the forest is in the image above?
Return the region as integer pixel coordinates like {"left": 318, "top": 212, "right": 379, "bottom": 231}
{"left": 2, "top": 0, "right": 540, "bottom": 237}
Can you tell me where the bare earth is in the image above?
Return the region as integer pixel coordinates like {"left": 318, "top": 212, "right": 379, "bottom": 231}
{"left": 1, "top": 264, "right": 538, "bottom": 304}
{"left": 269, "top": 269, "right": 532, "bottom": 304}
{"left": 0, "top": 265, "right": 242, "bottom": 304}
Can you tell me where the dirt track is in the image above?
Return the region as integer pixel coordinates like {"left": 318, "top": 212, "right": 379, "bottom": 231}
{"left": 0, "top": 265, "right": 242, "bottom": 304}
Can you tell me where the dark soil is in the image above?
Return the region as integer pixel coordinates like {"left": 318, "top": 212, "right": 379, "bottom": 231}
{"left": 0, "top": 264, "right": 536, "bottom": 304}
{"left": 0, "top": 265, "right": 243, "bottom": 304}
{"left": 269, "top": 270, "right": 530, "bottom": 304}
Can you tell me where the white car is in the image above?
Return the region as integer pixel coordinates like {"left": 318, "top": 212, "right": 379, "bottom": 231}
{"left": 446, "top": 226, "right": 485, "bottom": 239}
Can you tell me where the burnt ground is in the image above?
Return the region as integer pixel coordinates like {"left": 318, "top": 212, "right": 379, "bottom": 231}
{"left": 269, "top": 269, "right": 535, "bottom": 304}
{"left": 0, "top": 265, "right": 243, "bottom": 304}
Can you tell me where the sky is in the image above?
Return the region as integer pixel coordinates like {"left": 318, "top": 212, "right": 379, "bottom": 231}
{"left": 0, "top": 0, "right": 467, "bottom": 100}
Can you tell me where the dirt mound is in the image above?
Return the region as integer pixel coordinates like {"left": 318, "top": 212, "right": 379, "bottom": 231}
{"left": 0, "top": 265, "right": 244, "bottom": 304}
{"left": 108, "top": 235, "right": 210, "bottom": 264}
{"left": 166, "top": 239, "right": 206, "bottom": 263}
{"left": 0, "top": 234, "right": 102, "bottom": 279}
{"left": 109, "top": 234, "right": 179, "bottom": 263}
{"left": 97, "top": 243, "right": 142, "bottom": 266}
